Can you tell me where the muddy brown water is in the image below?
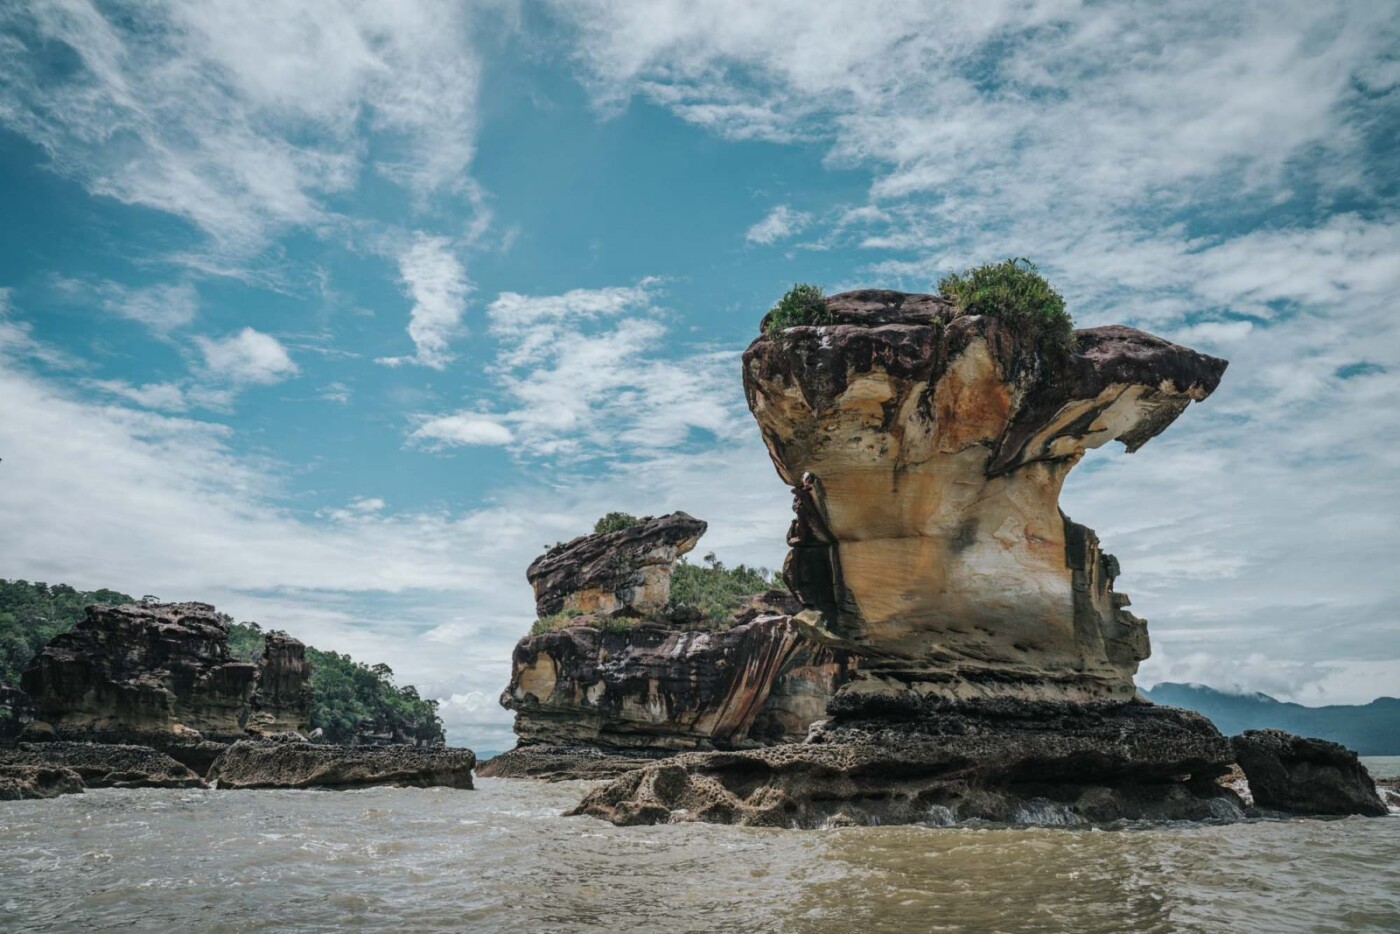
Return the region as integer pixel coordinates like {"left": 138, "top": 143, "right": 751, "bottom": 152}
{"left": 1, "top": 767, "right": 1397, "bottom": 933}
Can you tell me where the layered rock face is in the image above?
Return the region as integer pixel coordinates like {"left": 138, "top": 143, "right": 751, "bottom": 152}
{"left": 742, "top": 290, "right": 1228, "bottom": 703}
{"left": 499, "top": 613, "right": 854, "bottom": 753}
{"left": 572, "top": 701, "right": 1240, "bottom": 827}
{"left": 1, "top": 684, "right": 34, "bottom": 746}
{"left": 247, "top": 632, "right": 313, "bottom": 736}
{"left": 21, "top": 602, "right": 264, "bottom": 736}
{"left": 527, "top": 512, "right": 706, "bottom": 618}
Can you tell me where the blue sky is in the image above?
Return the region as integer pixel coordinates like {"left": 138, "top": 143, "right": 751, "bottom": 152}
{"left": 1, "top": 1, "right": 1396, "bottom": 748}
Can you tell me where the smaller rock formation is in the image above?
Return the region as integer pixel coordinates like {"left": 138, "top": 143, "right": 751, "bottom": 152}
{"left": 527, "top": 512, "right": 706, "bottom": 618}
{"left": 246, "top": 632, "right": 313, "bottom": 735}
{"left": 0, "top": 742, "right": 205, "bottom": 789}
{"left": 1, "top": 683, "right": 34, "bottom": 746}
{"left": 21, "top": 602, "right": 261, "bottom": 737}
{"left": 502, "top": 615, "right": 853, "bottom": 752}
{"left": 0, "top": 764, "right": 84, "bottom": 801}
{"left": 20, "top": 601, "right": 313, "bottom": 747}
{"left": 1231, "top": 730, "right": 1388, "bottom": 817}
{"left": 570, "top": 700, "right": 1240, "bottom": 827}
{"left": 206, "top": 739, "right": 475, "bottom": 790}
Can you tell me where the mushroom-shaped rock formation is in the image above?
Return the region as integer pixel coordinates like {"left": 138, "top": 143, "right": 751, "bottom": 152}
{"left": 527, "top": 512, "right": 707, "bottom": 618}
{"left": 742, "top": 290, "right": 1228, "bottom": 705}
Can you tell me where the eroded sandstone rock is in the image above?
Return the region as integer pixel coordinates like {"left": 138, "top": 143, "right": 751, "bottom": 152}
{"left": 247, "top": 632, "right": 313, "bottom": 736}
{"left": 527, "top": 513, "right": 707, "bottom": 618}
{"left": 0, "top": 764, "right": 84, "bottom": 801}
{"left": 501, "top": 615, "right": 854, "bottom": 753}
{"left": 206, "top": 739, "right": 475, "bottom": 790}
{"left": 19, "top": 602, "right": 312, "bottom": 746}
{"left": 477, "top": 744, "right": 669, "bottom": 781}
{"left": 1231, "top": 729, "right": 1388, "bottom": 817}
{"left": 569, "top": 700, "right": 1240, "bottom": 827}
{"left": 0, "top": 741, "right": 205, "bottom": 789}
{"left": 22, "top": 602, "right": 260, "bottom": 735}
{"left": 742, "top": 290, "right": 1227, "bottom": 703}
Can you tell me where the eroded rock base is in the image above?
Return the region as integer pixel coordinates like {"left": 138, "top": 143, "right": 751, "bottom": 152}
{"left": 477, "top": 744, "right": 672, "bottom": 781}
{"left": 569, "top": 701, "right": 1242, "bottom": 828}
{"left": 207, "top": 740, "right": 476, "bottom": 789}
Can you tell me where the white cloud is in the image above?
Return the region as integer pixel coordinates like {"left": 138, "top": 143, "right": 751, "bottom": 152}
{"left": 376, "top": 234, "right": 472, "bottom": 370}
{"left": 0, "top": 1, "right": 484, "bottom": 253}
{"left": 745, "top": 204, "right": 811, "bottom": 245}
{"left": 412, "top": 279, "right": 746, "bottom": 459}
{"left": 195, "top": 327, "right": 298, "bottom": 385}
{"left": 86, "top": 379, "right": 188, "bottom": 411}
{"left": 99, "top": 282, "right": 199, "bottom": 333}
{"left": 410, "top": 412, "right": 514, "bottom": 448}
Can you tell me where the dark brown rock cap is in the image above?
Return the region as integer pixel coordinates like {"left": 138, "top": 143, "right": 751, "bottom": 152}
{"left": 526, "top": 511, "right": 707, "bottom": 617}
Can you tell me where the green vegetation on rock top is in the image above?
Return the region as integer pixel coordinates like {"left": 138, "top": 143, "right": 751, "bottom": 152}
{"left": 0, "top": 579, "right": 443, "bottom": 746}
{"left": 763, "top": 283, "right": 831, "bottom": 334}
{"left": 667, "top": 553, "right": 779, "bottom": 623}
{"left": 937, "top": 257, "right": 1075, "bottom": 352}
{"left": 593, "top": 511, "right": 643, "bottom": 535}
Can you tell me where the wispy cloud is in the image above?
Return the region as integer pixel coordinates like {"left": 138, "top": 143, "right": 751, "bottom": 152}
{"left": 745, "top": 204, "right": 810, "bottom": 244}
{"left": 0, "top": 1, "right": 484, "bottom": 255}
{"left": 411, "top": 279, "right": 747, "bottom": 459}
{"left": 376, "top": 234, "right": 472, "bottom": 371}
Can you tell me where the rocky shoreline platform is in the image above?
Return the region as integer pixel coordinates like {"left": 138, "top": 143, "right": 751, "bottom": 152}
{"left": 487, "top": 287, "right": 1390, "bottom": 827}
{"left": 1, "top": 601, "right": 474, "bottom": 799}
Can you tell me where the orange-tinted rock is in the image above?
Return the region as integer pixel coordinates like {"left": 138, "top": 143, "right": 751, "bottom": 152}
{"left": 742, "top": 290, "right": 1227, "bottom": 704}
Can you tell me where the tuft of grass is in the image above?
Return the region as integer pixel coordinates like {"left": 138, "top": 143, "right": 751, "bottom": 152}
{"left": 937, "top": 258, "right": 1075, "bottom": 352}
{"left": 763, "top": 283, "right": 831, "bottom": 334}
{"left": 593, "top": 512, "right": 642, "bottom": 535}
{"left": 529, "top": 609, "right": 584, "bottom": 636}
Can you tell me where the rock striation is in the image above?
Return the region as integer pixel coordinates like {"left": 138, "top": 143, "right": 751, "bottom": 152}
{"left": 500, "top": 613, "right": 854, "bottom": 752}
{"left": 1231, "top": 729, "right": 1388, "bottom": 817}
{"left": 20, "top": 601, "right": 311, "bottom": 743}
{"left": 206, "top": 739, "right": 475, "bottom": 790}
{"left": 742, "top": 290, "right": 1228, "bottom": 704}
{"left": 571, "top": 700, "right": 1241, "bottom": 827}
{"left": 528, "top": 512, "right": 707, "bottom": 618}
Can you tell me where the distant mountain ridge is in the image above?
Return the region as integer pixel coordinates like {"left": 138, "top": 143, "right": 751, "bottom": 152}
{"left": 1144, "top": 682, "right": 1400, "bottom": 755}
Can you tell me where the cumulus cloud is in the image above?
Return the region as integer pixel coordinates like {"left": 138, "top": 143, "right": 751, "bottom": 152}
{"left": 745, "top": 204, "right": 811, "bottom": 244}
{"left": 195, "top": 327, "right": 298, "bottom": 385}
{"left": 410, "top": 412, "right": 514, "bottom": 448}
{"left": 376, "top": 234, "right": 472, "bottom": 370}
{"left": 0, "top": 1, "right": 484, "bottom": 253}
{"left": 85, "top": 379, "right": 188, "bottom": 411}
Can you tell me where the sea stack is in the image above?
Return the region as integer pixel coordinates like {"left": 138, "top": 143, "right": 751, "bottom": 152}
{"left": 572, "top": 289, "right": 1253, "bottom": 826}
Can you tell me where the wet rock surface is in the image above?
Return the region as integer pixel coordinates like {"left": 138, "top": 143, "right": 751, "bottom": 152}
{"left": 206, "top": 740, "right": 476, "bottom": 790}
{"left": 570, "top": 700, "right": 1240, "bottom": 828}
{"left": 527, "top": 513, "right": 707, "bottom": 618}
{"left": 0, "top": 741, "right": 205, "bottom": 789}
{"left": 0, "top": 764, "right": 85, "bottom": 801}
{"left": 477, "top": 744, "right": 669, "bottom": 781}
{"left": 742, "top": 291, "right": 1227, "bottom": 703}
{"left": 1231, "top": 730, "right": 1388, "bottom": 817}
{"left": 503, "top": 615, "right": 854, "bottom": 751}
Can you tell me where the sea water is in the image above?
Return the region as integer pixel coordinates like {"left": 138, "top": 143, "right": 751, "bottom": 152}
{"left": 1, "top": 772, "right": 1396, "bottom": 932}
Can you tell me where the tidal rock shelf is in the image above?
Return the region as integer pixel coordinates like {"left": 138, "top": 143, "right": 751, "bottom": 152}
{"left": 207, "top": 740, "right": 475, "bottom": 790}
